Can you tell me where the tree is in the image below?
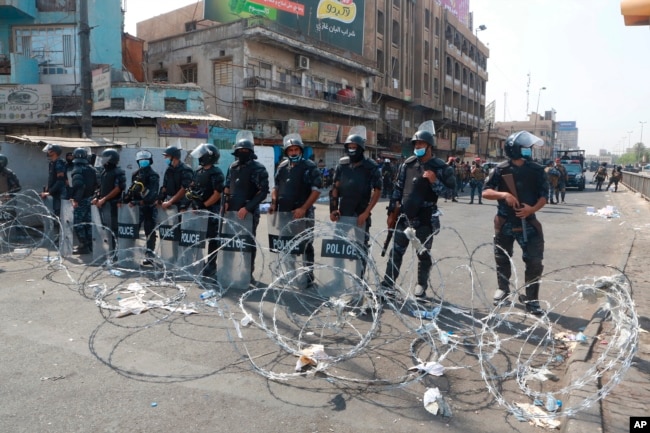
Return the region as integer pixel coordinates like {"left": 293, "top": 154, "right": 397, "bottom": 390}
{"left": 633, "top": 142, "right": 647, "bottom": 163}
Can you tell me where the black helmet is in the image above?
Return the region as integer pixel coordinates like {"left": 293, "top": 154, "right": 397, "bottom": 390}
{"left": 602, "top": 162, "right": 608, "bottom": 167}
{"left": 344, "top": 134, "right": 366, "bottom": 150}
{"left": 163, "top": 146, "right": 181, "bottom": 159}
{"left": 411, "top": 121, "right": 436, "bottom": 148}
{"left": 42, "top": 143, "right": 62, "bottom": 156}
{"left": 136, "top": 150, "right": 153, "bottom": 164}
{"left": 0, "top": 154, "right": 7, "bottom": 170}
{"left": 72, "top": 147, "right": 89, "bottom": 164}
{"left": 100, "top": 148, "right": 119, "bottom": 166}
{"left": 283, "top": 133, "right": 304, "bottom": 154}
{"left": 411, "top": 130, "right": 435, "bottom": 147}
{"left": 504, "top": 131, "right": 542, "bottom": 160}
{"left": 191, "top": 143, "right": 220, "bottom": 166}
{"left": 233, "top": 138, "right": 254, "bottom": 152}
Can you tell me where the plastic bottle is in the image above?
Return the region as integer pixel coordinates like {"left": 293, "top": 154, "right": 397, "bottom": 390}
{"left": 576, "top": 331, "right": 587, "bottom": 343}
{"left": 200, "top": 289, "right": 217, "bottom": 300}
{"left": 545, "top": 393, "right": 559, "bottom": 412}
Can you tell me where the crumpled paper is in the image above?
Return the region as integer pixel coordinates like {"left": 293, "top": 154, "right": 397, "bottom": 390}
{"left": 423, "top": 387, "right": 452, "bottom": 417}
{"left": 512, "top": 402, "right": 561, "bottom": 429}
{"left": 408, "top": 361, "right": 445, "bottom": 376}
{"left": 295, "top": 344, "right": 329, "bottom": 371}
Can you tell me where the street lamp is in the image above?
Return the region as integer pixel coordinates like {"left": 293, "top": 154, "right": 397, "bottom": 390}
{"left": 475, "top": 24, "right": 486, "bottom": 158}
{"left": 533, "top": 86, "right": 546, "bottom": 134}
{"left": 627, "top": 130, "right": 633, "bottom": 148}
{"left": 640, "top": 121, "right": 647, "bottom": 144}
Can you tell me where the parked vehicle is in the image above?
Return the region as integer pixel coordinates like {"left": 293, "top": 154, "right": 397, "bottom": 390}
{"left": 564, "top": 163, "right": 586, "bottom": 190}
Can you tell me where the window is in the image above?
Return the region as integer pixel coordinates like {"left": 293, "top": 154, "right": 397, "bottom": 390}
{"left": 392, "top": 20, "right": 400, "bottom": 45}
{"left": 434, "top": 47, "right": 439, "bottom": 68}
{"left": 424, "top": 73, "right": 429, "bottom": 93}
{"left": 185, "top": 21, "right": 197, "bottom": 32}
{"left": 435, "top": 17, "right": 440, "bottom": 36}
{"left": 164, "top": 98, "right": 186, "bottom": 112}
{"left": 434, "top": 78, "right": 439, "bottom": 95}
{"left": 153, "top": 69, "right": 168, "bottom": 82}
{"left": 391, "top": 57, "right": 399, "bottom": 80}
{"left": 111, "top": 98, "right": 125, "bottom": 110}
{"left": 181, "top": 64, "right": 198, "bottom": 83}
{"left": 424, "top": 41, "right": 429, "bottom": 62}
{"left": 377, "top": 10, "right": 384, "bottom": 35}
{"left": 393, "top": 0, "right": 400, "bottom": 7}
{"left": 37, "top": 0, "right": 75, "bottom": 11}
{"left": 15, "top": 26, "right": 76, "bottom": 75}
{"left": 425, "top": 9, "right": 430, "bottom": 29}
{"left": 259, "top": 62, "right": 272, "bottom": 81}
{"left": 214, "top": 60, "right": 234, "bottom": 87}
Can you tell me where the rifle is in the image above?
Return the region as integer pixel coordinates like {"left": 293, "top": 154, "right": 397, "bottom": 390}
{"left": 501, "top": 173, "right": 527, "bottom": 243}
{"left": 381, "top": 204, "right": 400, "bottom": 257}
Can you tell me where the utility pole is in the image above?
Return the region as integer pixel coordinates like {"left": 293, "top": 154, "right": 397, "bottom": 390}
{"left": 525, "top": 73, "right": 530, "bottom": 118}
{"left": 79, "top": 0, "right": 93, "bottom": 138}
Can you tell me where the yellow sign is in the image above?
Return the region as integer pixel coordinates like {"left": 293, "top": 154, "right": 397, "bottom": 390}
{"left": 317, "top": 0, "right": 357, "bottom": 24}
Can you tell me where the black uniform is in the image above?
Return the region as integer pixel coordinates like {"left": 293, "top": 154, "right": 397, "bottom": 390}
{"left": 332, "top": 156, "right": 382, "bottom": 266}
{"left": 95, "top": 164, "right": 126, "bottom": 250}
{"left": 46, "top": 158, "right": 67, "bottom": 217}
{"left": 0, "top": 167, "right": 21, "bottom": 195}
{"left": 124, "top": 166, "right": 160, "bottom": 256}
{"left": 382, "top": 155, "right": 456, "bottom": 291}
{"left": 189, "top": 165, "right": 225, "bottom": 274}
{"left": 70, "top": 162, "right": 98, "bottom": 250}
{"left": 274, "top": 157, "right": 322, "bottom": 274}
{"left": 483, "top": 160, "right": 548, "bottom": 303}
{"left": 159, "top": 162, "right": 193, "bottom": 210}
{"left": 225, "top": 158, "right": 269, "bottom": 277}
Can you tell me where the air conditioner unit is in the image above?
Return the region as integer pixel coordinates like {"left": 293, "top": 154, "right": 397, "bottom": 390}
{"left": 296, "top": 55, "right": 310, "bottom": 70}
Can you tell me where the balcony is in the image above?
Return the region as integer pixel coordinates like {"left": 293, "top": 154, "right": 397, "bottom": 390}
{"left": 0, "top": 0, "right": 37, "bottom": 19}
{"left": 242, "top": 76, "right": 380, "bottom": 120}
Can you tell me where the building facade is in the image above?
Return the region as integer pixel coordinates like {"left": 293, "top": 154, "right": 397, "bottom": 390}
{"left": 139, "top": 0, "right": 489, "bottom": 164}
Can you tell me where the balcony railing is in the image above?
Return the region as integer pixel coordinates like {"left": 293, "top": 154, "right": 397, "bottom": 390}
{"left": 243, "top": 76, "right": 380, "bottom": 113}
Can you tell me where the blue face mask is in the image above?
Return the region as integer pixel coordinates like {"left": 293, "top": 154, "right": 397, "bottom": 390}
{"left": 165, "top": 158, "right": 172, "bottom": 166}
{"left": 288, "top": 155, "right": 301, "bottom": 163}
{"left": 520, "top": 148, "right": 532, "bottom": 158}
{"left": 138, "top": 160, "right": 151, "bottom": 168}
{"left": 414, "top": 148, "right": 426, "bottom": 158}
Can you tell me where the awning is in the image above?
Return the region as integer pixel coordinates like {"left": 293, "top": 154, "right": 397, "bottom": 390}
{"left": 51, "top": 110, "right": 230, "bottom": 122}
{"left": 7, "top": 135, "right": 127, "bottom": 148}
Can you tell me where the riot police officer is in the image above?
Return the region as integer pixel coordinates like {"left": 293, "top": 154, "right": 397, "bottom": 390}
{"left": 483, "top": 131, "right": 548, "bottom": 316}
{"left": 40, "top": 144, "right": 67, "bottom": 218}
{"left": 158, "top": 145, "right": 193, "bottom": 210}
{"left": 223, "top": 134, "right": 269, "bottom": 281}
{"left": 329, "top": 127, "right": 382, "bottom": 271}
{"left": 270, "top": 133, "right": 322, "bottom": 284}
{"left": 123, "top": 150, "right": 160, "bottom": 264}
{"left": 187, "top": 143, "right": 225, "bottom": 276}
{"left": 0, "top": 154, "right": 21, "bottom": 199}
{"left": 70, "top": 147, "right": 98, "bottom": 255}
{"left": 381, "top": 121, "right": 456, "bottom": 298}
{"left": 92, "top": 149, "right": 126, "bottom": 253}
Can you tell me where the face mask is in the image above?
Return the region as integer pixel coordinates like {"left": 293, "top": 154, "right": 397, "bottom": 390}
{"left": 288, "top": 155, "right": 301, "bottom": 163}
{"left": 165, "top": 158, "right": 172, "bottom": 166}
{"left": 520, "top": 148, "right": 532, "bottom": 158}
{"left": 414, "top": 148, "right": 426, "bottom": 158}
{"left": 138, "top": 160, "right": 150, "bottom": 168}
{"left": 237, "top": 152, "right": 252, "bottom": 163}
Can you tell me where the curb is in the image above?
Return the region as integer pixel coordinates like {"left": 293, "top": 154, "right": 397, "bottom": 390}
{"left": 560, "top": 220, "right": 636, "bottom": 433}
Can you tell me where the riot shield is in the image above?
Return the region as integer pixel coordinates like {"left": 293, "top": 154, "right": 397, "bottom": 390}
{"left": 59, "top": 199, "right": 74, "bottom": 258}
{"left": 177, "top": 210, "right": 208, "bottom": 276}
{"left": 216, "top": 211, "right": 254, "bottom": 290}
{"left": 116, "top": 205, "right": 141, "bottom": 269}
{"left": 315, "top": 216, "right": 365, "bottom": 298}
{"left": 267, "top": 211, "right": 310, "bottom": 289}
{"left": 91, "top": 206, "right": 113, "bottom": 263}
{"left": 156, "top": 206, "right": 180, "bottom": 267}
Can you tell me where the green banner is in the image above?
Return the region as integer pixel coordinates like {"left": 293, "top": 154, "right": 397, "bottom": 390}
{"left": 205, "top": 0, "right": 365, "bottom": 54}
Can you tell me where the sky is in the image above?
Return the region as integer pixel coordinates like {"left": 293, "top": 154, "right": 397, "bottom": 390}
{"left": 124, "top": 0, "right": 650, "bottom": 156}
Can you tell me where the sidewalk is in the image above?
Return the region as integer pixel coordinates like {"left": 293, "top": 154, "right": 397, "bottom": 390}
{"left": 563, "top": 184, "right": 650, "bottom": 433}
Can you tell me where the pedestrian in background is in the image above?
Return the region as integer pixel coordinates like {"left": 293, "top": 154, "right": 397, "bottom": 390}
{"left": 483, "top": 131, "right": 547, "bottom": 315}
{"left": 554, "top": 158, "right": 568, "bottom": 203}
{"left": 606, "top": 165, "right": 622, "bottom": 192}
{"left": 544, "top": 161, "right": 560, "bottom": 204}
{"left": 469, "top": 158, "right": 485, "bottom": 204}
{"left": 0, "top": 154, "right": 21, "bottom": 199}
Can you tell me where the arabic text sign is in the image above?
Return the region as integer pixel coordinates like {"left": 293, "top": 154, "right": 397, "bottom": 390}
{"left": 0, "top": 84, "right": 52, "bottom": 123}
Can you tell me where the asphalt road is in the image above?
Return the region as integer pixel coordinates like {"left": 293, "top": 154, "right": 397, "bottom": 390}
{"left": 0, "top": 181, "right": 645, "bottom": 433}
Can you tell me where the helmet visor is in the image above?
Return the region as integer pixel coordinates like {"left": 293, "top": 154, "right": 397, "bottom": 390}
{"left": 511, "top": 131, "right": 543, "bottom": 148}
{"left": 190, "top": 143, "right": 210, "bottom": 159}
